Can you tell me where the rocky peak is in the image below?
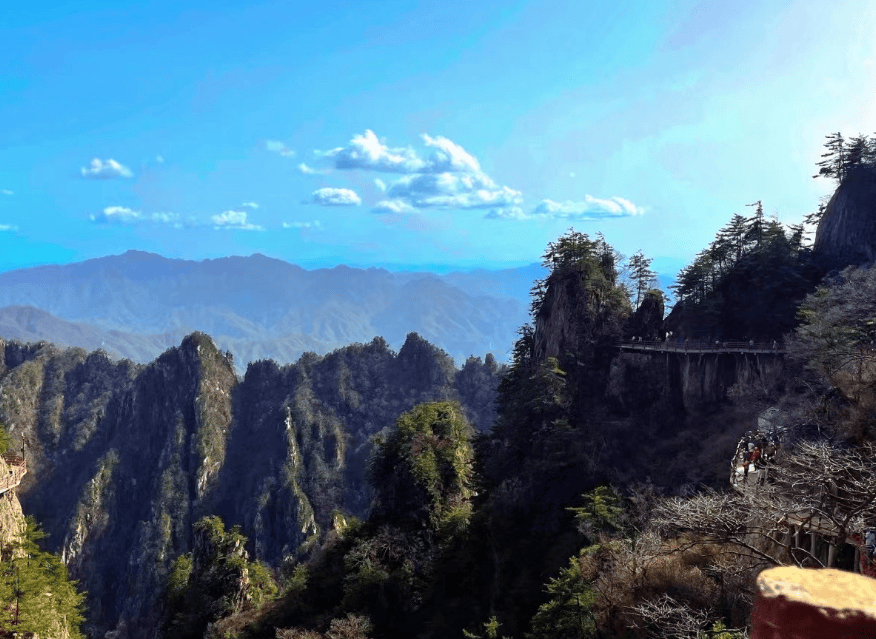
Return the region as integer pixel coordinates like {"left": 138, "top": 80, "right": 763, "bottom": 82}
{"left": 814, "top": 165, "right": 876, "bottom": 266}
{"left": 624, "top": 290, "right": 664, "bottom": 340}
{"left": 532, "top": 269, "right": 588, "bottom": 366}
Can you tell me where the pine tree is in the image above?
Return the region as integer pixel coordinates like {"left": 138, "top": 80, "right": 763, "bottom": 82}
{"left": 846, "top": 133, "right": 870, "bottom": 171}
{"left": 744, "top": 200, "right": 765, "bottom": 248}
{"left": 813, "top": 132, "right": 847, "bottom": 184}
{"left": 0, "top": 517, "right": 86, "bottom": 637}
{"left": 864, "top": 134, "right": 876, "bottom": 167}
{"left": 804, "top": 200, "right": 828, "bottom": 227}
{"left": 627, "top": 251, "right": 656, "bottom": 309}
{"left": 719, "top": 214, "right": 750, "bottom": 263}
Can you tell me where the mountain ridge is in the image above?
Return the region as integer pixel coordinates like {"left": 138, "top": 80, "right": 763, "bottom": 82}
{"left": 0, "top": 252, "right": 548, "bottom": 371}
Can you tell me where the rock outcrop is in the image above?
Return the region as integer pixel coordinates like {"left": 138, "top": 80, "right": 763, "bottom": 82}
{"left": 624, "top": 290, "right": 664, "bottom": 340}
{"left": 814, "top": 165, "right": 876, "bottom": 266}
{"left": 606, "top": 349, "right": 785, "bottom": 412}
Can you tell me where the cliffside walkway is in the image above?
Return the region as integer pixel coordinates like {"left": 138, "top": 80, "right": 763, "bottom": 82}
{"left": 617, "top": 339, "right": 785, "bottom": 354}
{"left": 0, "top": 454, "right": 26, "bottom": 495}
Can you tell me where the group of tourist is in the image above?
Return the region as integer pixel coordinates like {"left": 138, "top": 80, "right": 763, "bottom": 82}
{"left": 738, "top": 431, "right": 780, "bottom": 482}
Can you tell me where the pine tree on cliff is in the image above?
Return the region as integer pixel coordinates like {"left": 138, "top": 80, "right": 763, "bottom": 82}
{"left": 627, "top": 250, "right": 656, "bottom": 310}
{"left": 845, "top": 133, "right": 870, "bottom": 171}
{"left": 813, "top": 131, "right": 847, "bottom": 184}
{"left": 864, "top": 134, "right": 876, "bottom": 167}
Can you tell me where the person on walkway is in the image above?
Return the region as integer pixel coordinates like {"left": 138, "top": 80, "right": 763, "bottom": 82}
{"left": 743, "top": 442, "right": 755, "bottom": 479}
{"left": 751, "top": 445, "right": 762, "bottom": 470}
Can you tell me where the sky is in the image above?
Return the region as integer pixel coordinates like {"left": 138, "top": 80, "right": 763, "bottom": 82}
{"left": 2, "top": 0, "right": 875, "bottom": 280}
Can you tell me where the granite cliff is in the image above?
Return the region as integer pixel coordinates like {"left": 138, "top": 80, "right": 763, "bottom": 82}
{"left": 814, "top": 164, "right": 876, "bottom": 266}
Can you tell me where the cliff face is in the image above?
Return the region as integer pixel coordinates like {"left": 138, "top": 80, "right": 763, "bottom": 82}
{"left": 815, "top": 165, "right": 876, "bottom": 266}
{"left": 0, "top": 457, "right": 26, "bottom": 554}
{"left": 521, "top": 260, "right": 787, "bottom": 490}
{"left": 606, "top": 350, "right": 785, "bottom": 413}
{"left": 0, "top": 332, "right": 500, "bottom": 639}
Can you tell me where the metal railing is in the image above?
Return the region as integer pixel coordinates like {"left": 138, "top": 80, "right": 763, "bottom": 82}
{"left": 617, "top": 339, "right": 785, "bottom": 353}
{"left": 0, "top": 454, "right": 27, "bottom": 495}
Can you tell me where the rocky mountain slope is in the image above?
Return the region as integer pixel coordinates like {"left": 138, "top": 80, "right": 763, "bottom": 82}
{"left": 0, "top": 332, "right": 501, "bottom": 638}
{"left": 0, "top": 252, "right": 544, "bottom": 371}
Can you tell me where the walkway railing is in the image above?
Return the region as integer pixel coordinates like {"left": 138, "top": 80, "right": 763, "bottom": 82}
{"left": 617, "top": 339, "right": 785, "bottom": 354}
{"left": 0, "top": 454, "right": 27, "bottom": 495}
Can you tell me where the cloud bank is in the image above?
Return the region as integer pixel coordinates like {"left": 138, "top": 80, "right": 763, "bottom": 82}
{"left": 80, "top": 159, "right": 133, "bottom": 179}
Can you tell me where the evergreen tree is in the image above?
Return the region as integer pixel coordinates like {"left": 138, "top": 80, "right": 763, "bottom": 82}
{"left": 864, "top": 134, "right": 876, "bottom": 167}
{"left": 0, "top": 517, "right": 86, "bottom": 637}
{"left": 744, "top": 200, "right": 765, "bottom": 248}
{"left": 804, "top": 200, "right": 828, "bottom": 227}
{"left": 627, "top": 250, "right": 656, "bottom": 309}
{"left": 846, "top": 133, "right": 870, "bottom": 170}
{"left": 813, "top": 132, "right": 847, "bottom": 184}
{"left": 720, "top": 213, "right": 749, "bottom": 262}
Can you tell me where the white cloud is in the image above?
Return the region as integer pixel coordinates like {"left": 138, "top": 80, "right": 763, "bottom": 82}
{"left": 241, "top": 202, "right": 260, "bottom": 209}
{"left": 372, "top": 199, "right": 417, "bottom": 214}
{"left": 297, "top": 162, "right": 330, "bottom": 175}
{"left": 320, "top": 130, "right": 426, "bottom": 173}
{"left": 0, "top": 224, "right": 18, "bottom": 231}
{"left": 156, "top": 155, "right": 165, "bottom": 163}
{"left": 266, "top": 140, "right": 295, "bottom": 157}
{"left": 211, "top": 210, "right": 264, "bottom": 230}
{"left": 89, "top": 206, "right": 179, "bottom": 225}
{"left": 306, "top": 188, "right": 362, "bottom": 207}
{"left": 90, "top": 206, "right": 141, "bottom": 224}
{"left": 282, "top": 220, "right": 323, "bottom": 230}
{"left": 0, "top": 190, "right": 12, "bottom": 195}
{"left": 530, "top": 196, "right": 645, "bottom": 220}
{"left": 315, "top": 129, "right": 520, "bottom": 213}
{"left": 386, "top": 173, "right": 522, "bottom": 210}
{"left": 80, "top": 158, "right": 133, "bottom": 179}
{"left": 484, "top": 207, "right": 529, "bottom": 220}
{"left": 421, "top": 134, "right": 481, "bottom": 174}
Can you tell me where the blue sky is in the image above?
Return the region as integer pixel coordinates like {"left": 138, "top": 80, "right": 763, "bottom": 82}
{"left": 2, "top": 0, "right": 875, "bottom": 281}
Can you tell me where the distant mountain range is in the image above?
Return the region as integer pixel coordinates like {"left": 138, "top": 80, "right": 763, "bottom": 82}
{"left": 0, "top": 251, "right": 549, "bottom": 372}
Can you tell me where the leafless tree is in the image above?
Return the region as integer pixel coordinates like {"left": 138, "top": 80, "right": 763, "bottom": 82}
{"left": 653, "top": 440, "right": 876, "bottom": 570}
{"left": 628, "top": 593, "right": 748, "bottom": 639}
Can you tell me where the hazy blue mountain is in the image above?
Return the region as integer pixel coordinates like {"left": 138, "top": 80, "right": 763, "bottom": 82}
{"left": 0, "top": 251, "right": 547, "bottom": 370}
